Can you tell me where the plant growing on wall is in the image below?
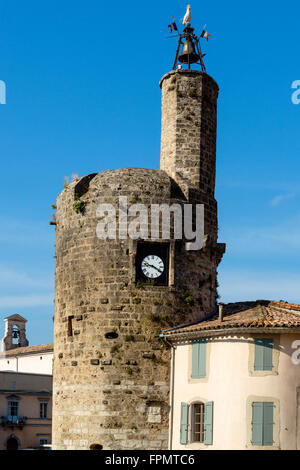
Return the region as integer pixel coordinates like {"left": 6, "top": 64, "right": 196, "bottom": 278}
{"left": 73, "top": 200, "right": 86, "bottom": 214}
{"left": 135, "top": 279, "right": 156, "bottom": 289}
{"left": 73, "top": 193, "right": 86, "bottom": 214}
{"left": 183, "top": 289, "right": 195, "bottom": 305}
{"left": 188, "top": 87, "right": 198, "bottom": 98}
{"left": 125, "top": 335, "right": 135, "bottom": 342}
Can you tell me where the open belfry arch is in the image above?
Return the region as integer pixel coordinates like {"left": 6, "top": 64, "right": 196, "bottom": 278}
{"left": 52, "top": 6, "right": 225, "bottom": 450}
{"left": 1, "top": 315, "right": 29, "bottom": 352}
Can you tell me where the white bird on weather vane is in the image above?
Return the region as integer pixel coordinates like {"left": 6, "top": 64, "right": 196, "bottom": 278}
{"left": 182, "top": 4, "right": 191, "bottom": 25}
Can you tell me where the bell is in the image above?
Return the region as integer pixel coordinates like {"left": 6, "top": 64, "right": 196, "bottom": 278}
{"left": 12, "top": 331, "right": 19, "bottom": 339}
{"left": 178, "top": 38, "right": 200, "bottom": 64}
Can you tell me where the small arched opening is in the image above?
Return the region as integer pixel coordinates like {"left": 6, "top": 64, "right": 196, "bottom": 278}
{"left": 6, "top": 435, "right": 20, "bottom": 450}
{"left": 12, "top": 325, "right": 20, "bottom": 345}
{"left": 89, "top": 443, "right": 103, "bottom": 450}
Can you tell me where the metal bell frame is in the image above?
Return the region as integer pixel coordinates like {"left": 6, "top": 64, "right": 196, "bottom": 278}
{"left": 173, "top": 24, "right": 206, "bottom": 72}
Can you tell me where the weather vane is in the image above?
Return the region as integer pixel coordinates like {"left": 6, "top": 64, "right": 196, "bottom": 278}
{"left": 168, "top": 5, "right": 211, "bottom": 72}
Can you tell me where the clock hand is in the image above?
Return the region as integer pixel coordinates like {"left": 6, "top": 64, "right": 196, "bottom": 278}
{"left": 143, "top": 262, "right": 163, "bottom": 274}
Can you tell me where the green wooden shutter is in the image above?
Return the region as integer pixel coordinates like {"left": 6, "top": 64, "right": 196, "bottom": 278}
{"left": 252, "top": 402, "right": 274, "bottom": 445}
{"left": 254, "top": 338, "right": 273, "bottom": 371}
{"left": 180, "top": 402, "right": 189, "bottom": 444}
{"left": 204, "top": 401, "right": 213, "bottom": 445}
{"left": 263, "top": 339, "right": 273, "bottom": 371}
{"left": 191, "top": 340, "right": 206, "bottom": 378}
{"left": 252, "top": 402, "right": 263, "bottom": 445}
{"left": 263, "top": 402, "right": 274, "bottom": 445}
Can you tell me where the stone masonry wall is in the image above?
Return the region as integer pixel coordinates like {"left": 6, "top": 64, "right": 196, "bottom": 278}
{"left": 160, "top": 70, "right": 220, "bottom": 244}
{"left": 160, "top": 70, "right": 219, "bottom": 195}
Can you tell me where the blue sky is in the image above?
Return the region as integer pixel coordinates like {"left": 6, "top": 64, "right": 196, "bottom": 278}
{"left": 0, "top": 0, "right": 299, "bottom": 346}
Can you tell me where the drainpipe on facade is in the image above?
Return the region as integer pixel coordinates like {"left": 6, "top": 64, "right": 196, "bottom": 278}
{"left": 163, "top": 336, "right": 176, "bottom": 450}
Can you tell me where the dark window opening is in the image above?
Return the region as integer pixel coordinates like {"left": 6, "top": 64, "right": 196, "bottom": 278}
{"left": 39, "top": 401, "right": 48, "bottom": 419}
{"left": 192, "top": 402, "right": 205, "bottom": 443}
{"left": 67, "top": 316, "right": 74, "bottom": 337}
{"left": 105, "top": 332, "right": 118, "bottom": 339}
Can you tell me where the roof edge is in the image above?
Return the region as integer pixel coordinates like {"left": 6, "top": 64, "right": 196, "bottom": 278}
{"left": 161, "top": 326, "right": 300, "bottom": 342}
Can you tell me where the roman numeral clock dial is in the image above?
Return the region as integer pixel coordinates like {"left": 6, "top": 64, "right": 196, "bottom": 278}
{"left": 141, "top": 255, "right": 164, "bottom": 279}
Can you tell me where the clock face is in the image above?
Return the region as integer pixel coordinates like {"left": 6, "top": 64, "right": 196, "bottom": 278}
{"left": 136, "top": 242, "right": 169, "bottom": 286}
{"left": 141, "top": 255, "right": 164, "bottom": 279}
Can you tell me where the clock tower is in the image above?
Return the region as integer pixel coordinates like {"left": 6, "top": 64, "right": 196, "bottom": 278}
{"left": 52, "top": 24, "right": 225, "bottom": 450}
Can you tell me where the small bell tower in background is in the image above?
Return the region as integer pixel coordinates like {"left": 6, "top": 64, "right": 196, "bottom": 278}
{"left": 1, "top": 314, "right": 29, "bottom": 351}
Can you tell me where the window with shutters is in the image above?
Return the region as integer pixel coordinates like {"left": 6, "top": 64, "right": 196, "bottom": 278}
{"left": 180, "top": 401, "right": 213, "bottom": 446}
{"left": 251, "top": 402, "right": 274, "bottom": 446}
{"left": 254, "top": 338, "right": 273, "bottom": 371}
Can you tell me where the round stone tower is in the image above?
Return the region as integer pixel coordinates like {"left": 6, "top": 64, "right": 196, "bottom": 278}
{"left": 52, "top": 69, "right": 225, "bottom": 450}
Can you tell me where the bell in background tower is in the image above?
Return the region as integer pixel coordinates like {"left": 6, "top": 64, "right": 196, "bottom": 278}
{"left": 1, "top": 314, "right": 29, "bottom": 351}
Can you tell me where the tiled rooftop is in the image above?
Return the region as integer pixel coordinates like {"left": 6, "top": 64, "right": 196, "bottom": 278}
{"left": 0, "top": 344, "right": 53, "bottom": 357}
{"left": 162, "top": 300, "right": 300, "bottom": 338}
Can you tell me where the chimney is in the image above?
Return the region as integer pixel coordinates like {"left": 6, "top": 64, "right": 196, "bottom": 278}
{"left": 218, "top": 303, "right": 224, "bottom": 321}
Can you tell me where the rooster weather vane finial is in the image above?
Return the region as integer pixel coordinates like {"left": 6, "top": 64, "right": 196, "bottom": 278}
{"left": 168, "top": 5, "right": 211, "bottom": 72}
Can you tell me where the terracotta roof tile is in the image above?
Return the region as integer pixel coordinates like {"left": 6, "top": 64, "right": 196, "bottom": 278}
{"left": 163, "top": 300, "right": 300, "bottom": 337}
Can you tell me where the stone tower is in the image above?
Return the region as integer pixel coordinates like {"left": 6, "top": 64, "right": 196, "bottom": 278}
{"left": 52, "top": 67, "right": 225, "bottom": 449}
{"left": 1, "top": 314, "right": 29, "bottom": 351}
